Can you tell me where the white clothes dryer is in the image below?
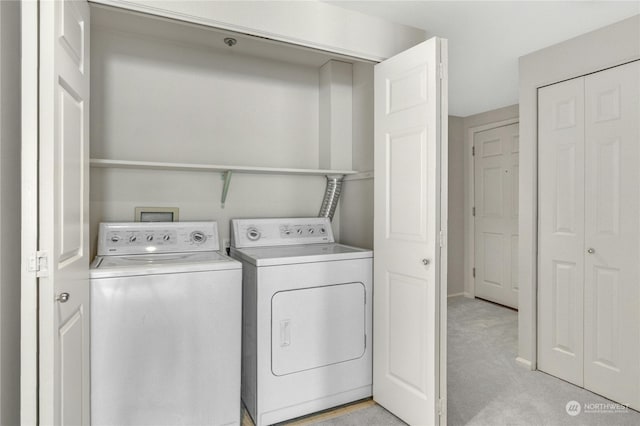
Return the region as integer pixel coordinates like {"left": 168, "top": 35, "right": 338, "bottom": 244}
{"left": 230, "top": 218, "right": 373, "bottom": 426}
{"left": 90, "top": 222, "right": 242, "bottom": 426}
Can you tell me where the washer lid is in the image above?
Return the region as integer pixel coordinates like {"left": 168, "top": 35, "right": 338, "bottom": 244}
{"left": 90, "top": 251, "right": 241, "bottom": 278}
{"left": 230, "top": 243, "right": 372, "bottom": 267}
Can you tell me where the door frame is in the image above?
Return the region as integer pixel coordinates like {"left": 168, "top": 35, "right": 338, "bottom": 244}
{"left": 464, "top": 118, "right": 519, "bottom": 299}
{"left": 20, "top": 0, "right": 40, "bottom": 423}
{"left": 518, "top": 15, "right": 640, "bottom": 371}
{"left": 20, "top": 1, "right": 449, "bottom": 421}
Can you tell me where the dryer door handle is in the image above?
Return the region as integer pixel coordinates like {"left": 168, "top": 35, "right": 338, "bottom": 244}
{"left": 280, "top": 319, "right": 291, "bottom": 347}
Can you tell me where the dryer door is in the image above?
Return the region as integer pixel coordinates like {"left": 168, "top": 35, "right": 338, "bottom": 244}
{"left": 271, "top": 282, "right": 366, "bottom": 376}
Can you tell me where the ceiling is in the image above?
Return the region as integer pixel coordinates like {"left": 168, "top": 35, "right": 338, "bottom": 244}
{"left": 328, "top": 1, "right": 640, "bottom": 117}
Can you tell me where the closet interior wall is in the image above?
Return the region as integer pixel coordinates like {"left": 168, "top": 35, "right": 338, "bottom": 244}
{"left": 89, "top": 6, "right": 376, "bottom": 255}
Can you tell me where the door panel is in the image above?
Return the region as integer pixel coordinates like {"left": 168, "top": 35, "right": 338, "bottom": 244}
{"left": 387, "top": 129, "right": 428, "bottom": 240}
{"left": 373, "top": 38, "right": 446, "bottom": 426}
{"left": 39, "top": 0, "right": 91, "bottom": 423}
{"left": 537, "top": 77, "right": 585, "bottom": 387}
{"left": 474, "top": 123, "right": 519, "bottom": 308}
{"left": 271, "top": 283, "right": 366, "bottom": 376}
{"left": 584, "top": 61, "right": 639, "bottom": 408}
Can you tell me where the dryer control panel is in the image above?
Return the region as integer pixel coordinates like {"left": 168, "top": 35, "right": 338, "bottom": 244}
{"left": 97, "top": 222, "right": 220, "bottom": 255}
{"left": 231, "top": 218, "right": 335, "bottom": 248}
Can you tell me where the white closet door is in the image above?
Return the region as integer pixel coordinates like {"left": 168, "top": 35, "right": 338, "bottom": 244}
{"left": 583, "top": 61, "right": 640, "bottom": 408}
{"left": 474, "top": 123, "right": 519, "bottom": 308}
{"left": 38, "top": 0, "right": 91, "bottom": 423}
{"left": 537, "top": 77, "right": 585, "bottom": 387}
{"left": 373, "top": 37, "right": 446, "bottom": 426}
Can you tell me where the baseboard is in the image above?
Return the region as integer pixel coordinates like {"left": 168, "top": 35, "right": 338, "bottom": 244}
{"left": 447, "top": 292, "right": 465, "bottom": 298}
{"left": 463, "top": 292, "right": 473, "bottom": 299}
{"left": 515, "top": 357, "right": 533, "bottom": 370}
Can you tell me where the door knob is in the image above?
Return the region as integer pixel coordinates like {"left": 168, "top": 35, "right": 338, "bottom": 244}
{"left": 56, "top": 292, "right": 70, "bottom": 303}
{"left": 587, "top": 248, "right": 595, "bottom": 254}
{"left": 422, "top": 258, "right": 430, "bottom": 265}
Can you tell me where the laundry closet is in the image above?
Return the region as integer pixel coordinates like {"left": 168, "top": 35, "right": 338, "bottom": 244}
{"left": 88, "top": 5, "right": 375, "bottom": 255}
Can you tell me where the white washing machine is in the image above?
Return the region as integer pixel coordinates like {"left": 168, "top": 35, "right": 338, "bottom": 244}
{"left": 90, "top": 222, "right": 242, "bottom": 426}
{"left": 230, "top": 217, "right": 373, "bottom": 426}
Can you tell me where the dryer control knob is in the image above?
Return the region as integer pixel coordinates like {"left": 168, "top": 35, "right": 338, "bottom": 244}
{"left": 129, "top": 235, "right": 137, "bottom": 243}
{"left": 247, "top": 227, "right": 261, "bottom": 241}
{"left": 110, "top": 235, "right": 121, "bottom": 243}
{"left": 163, "top": 235, "right": 171, "bottom": 241}
{"left": 146, "top": 235, "right": 154, "bottom": 242}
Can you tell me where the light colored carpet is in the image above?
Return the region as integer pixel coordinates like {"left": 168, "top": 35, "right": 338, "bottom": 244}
{"left": 447, "top": 296, "right": 640, "bottom": 426}
{"left": 306, "top": 296, "right": 640, "bottom": 425}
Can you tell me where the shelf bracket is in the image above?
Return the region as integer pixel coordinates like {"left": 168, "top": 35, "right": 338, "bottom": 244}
{"left": 221, "top": 170, "right": 233, "bottom": 208}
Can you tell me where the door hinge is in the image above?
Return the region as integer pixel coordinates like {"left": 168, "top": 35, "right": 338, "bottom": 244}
{"left": 472, "top": 146, "right": 475, "bottom": 156}
{"left": 472, "top": 206, "right": 476, "bottom": 216}
{"left": 28, "top": 251, "right": 49, "bottom": 277}
{"left": 438, "top": 398, "right": 446, "bottom": 416}
{"left": 473, "top": 267, "right": 476, "bottom": 278}
{"left": 439, "top": 230, "right": 447, "bottom": 248}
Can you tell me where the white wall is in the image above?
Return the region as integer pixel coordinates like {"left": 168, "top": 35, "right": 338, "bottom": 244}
{"left": 90, "top": 0, "right": 426, "bottom": 62}
{"left": 462, "top": 105, "right": 519, "bottom": 298}
{"left": 518, "top": 15, "right": 640, "bottom": 368}
{"left": 0, "top": 1, "right": 21, "bottom": 424}
{"left": 339, "top": 62, "right": 374, "bottom": 249}
{"left": 90, "top": 19, "right": 338, "bottom": 254}
{"left": 447, "top": 116, "right": 465, "bottom": 296}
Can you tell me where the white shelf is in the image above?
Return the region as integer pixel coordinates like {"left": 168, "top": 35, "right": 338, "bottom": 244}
{"left": 90, "top": 158, "right": 357, "bottom": 176}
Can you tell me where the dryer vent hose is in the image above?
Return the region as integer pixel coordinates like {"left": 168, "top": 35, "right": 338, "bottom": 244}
{"left": 318, "top": 175, "right": 344, "bottom": 221}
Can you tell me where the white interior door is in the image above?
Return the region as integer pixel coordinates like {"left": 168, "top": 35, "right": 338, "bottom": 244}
{"left": 583, "top": 61, "right": 639, "bottom": 409}
{"left": 537, "top": 76, "right": 586, "bottom": 387}
{"left": 373, "top": 37, "right": 447, "bottom": 426}
{"left": 39, "top": 0, "right": 91, "bottom": 423}
{"left": 474, "top": 123, "right": 519, "bottom": 308}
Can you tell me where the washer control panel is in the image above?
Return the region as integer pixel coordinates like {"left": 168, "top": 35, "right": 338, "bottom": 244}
{"left": 98, "top": 222, "right": 219, "bottom": 255}
{"left": 231, "top": 218, "right": 334, "bottom": 248}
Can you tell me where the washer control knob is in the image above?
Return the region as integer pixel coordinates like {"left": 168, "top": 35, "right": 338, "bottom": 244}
{"left": 191, "top": 231, "right": 206, "bottom": 244}
{"left": 296, "top": 229, "right": 303, "bottom": 235}
{"left": 319, "top": 228, "right": 326, "bottom": 234}
{"left": 247, "top": 227, "right": 261, "bottom": 241}
{"left": 129, "top": 235, "right": 137, "bottom": 243}
{"left": 308, "top": 228, "right": 314, "bottom": 234}
{"left": 146, "top": 235, "right": 154, "bottom": 242}
{"left": 163, "top": 235, "right": 171, "bottom": 241}
{"left": 110, "top": 235, "right": 121, "bottom": 243}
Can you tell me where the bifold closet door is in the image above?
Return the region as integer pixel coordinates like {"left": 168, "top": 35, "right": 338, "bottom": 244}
{"left": 538, "top": 61, "right": 640, "bottom": 409}
{"left": 583, "top": 61, "right": 639, "bottom": 407}
{"left": 537, "top": 77, "right": 586, "bottom": 387}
